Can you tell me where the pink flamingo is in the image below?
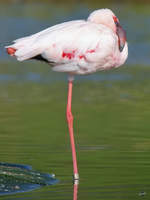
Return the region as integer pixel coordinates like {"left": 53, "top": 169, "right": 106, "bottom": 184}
{"left": 6, "top": 8, "right": 128, "bottom": 180}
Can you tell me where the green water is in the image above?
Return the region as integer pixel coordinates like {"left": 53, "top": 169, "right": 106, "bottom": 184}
{"left": 0, "top": 62, "right": 150, "bottom": 199}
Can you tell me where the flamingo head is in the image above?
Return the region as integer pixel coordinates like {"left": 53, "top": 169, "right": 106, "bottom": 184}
{"left": 88, "top": 9, "right": 127, "bottom": 52}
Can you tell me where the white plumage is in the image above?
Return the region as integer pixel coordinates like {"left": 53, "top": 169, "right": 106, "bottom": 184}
{"left": 6, "top": 8, "right": 128, "bottom": 75}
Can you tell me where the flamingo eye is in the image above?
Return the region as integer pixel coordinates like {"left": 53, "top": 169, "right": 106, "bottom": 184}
{"left": 113, "top": 16, "right": 119, "bottom": 26}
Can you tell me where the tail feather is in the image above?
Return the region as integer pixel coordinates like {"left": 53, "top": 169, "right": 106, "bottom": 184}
{"left": 5, "top": 36, "right": 44, "bottom": 61}
{"left": 6, "top": 47, "right": 16, "bottom": 56}
{"left": 16, "top": 47, "right": 44, "bottom": 61}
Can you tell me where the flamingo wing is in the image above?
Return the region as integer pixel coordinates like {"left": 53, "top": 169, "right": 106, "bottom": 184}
{"left": 6, "top": 20, "right": 85, "bottom": 61}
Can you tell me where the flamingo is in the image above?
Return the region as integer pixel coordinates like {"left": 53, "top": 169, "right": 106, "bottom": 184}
{"left": 5, "top": 8, "right": 128, "bottom": 180}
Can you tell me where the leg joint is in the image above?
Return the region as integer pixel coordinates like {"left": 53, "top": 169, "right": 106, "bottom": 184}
{"left": 66, "top": 109, "right": 73, "bottom": 123}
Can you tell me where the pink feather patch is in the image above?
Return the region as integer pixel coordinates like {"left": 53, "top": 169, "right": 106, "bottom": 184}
{"left": 6, "top": 48, "right": 16, "bottom": 56}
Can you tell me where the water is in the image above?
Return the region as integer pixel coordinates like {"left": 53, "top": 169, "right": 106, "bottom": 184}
{"left": 0, "top": 1, "right": 150, "bottom": 199}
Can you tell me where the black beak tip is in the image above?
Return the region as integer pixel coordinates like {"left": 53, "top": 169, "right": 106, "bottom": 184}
{"left": 119, "top": 45, "right": 124, "bottom": 52}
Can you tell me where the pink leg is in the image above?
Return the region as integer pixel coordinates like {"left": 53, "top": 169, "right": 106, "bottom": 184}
{"left": 73, "top": 180, "right": 79, "bottom": 200}
{"left": 66, "top": 79, "right": 79, "bottom": 180}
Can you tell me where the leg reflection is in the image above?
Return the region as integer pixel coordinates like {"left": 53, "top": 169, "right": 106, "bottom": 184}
{"left": 73, "top": 180, "right": 79, "bottom": 200}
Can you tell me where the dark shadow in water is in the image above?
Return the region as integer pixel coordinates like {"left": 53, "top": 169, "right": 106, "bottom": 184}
{"left": 0, "top": 162, "right": 58, "bottom": 196}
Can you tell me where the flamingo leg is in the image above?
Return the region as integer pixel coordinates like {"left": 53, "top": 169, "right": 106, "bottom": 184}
{"left": 66, "top": 78, "right": 79, "bottom": 180}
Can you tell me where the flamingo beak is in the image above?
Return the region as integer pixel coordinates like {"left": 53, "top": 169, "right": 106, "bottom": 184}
{"left": 113, "top": 16, "right": 126, "bottom": 52}
{"left": 117, "top": 24, "right": 126, "bottom": 52}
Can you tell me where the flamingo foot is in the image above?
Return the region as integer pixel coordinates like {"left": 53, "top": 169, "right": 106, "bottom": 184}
{"left": 6, "top": 47, "right": 16, "bottom": 56}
